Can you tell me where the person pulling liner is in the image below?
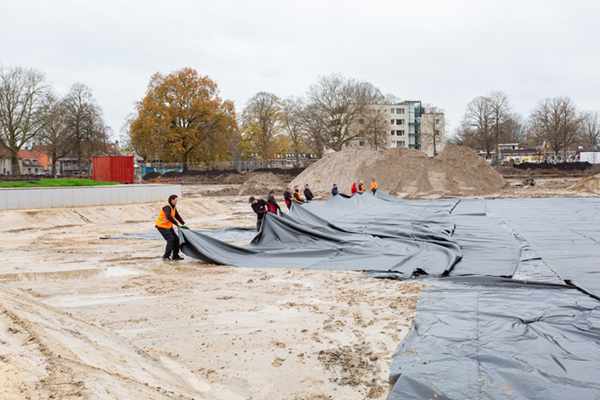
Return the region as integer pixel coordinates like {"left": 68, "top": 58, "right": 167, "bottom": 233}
{"left": 155, "top": 194, "right": 188, "bottom": 261}
{"left": 304, "top": 184, "right": 315, "bottom": 201}
{"left": 267, "top": 190, "right": 282, "bottom": 215}
{"left": 249, "top": 196, "right": 268, "bottom": 231}
{"left": 293, "top": 186, "right": 305, "bottom": 204}
{"left": 284, "top": 187, "right": 293, "bottom": 210}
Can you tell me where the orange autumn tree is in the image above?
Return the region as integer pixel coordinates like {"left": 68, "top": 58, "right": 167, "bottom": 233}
{"left": 129, "top": 68, "right": 237, "bottom": 170}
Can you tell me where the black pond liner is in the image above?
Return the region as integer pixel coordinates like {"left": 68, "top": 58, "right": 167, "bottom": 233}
{"left": 108, "top": 193, "right": 600, "bottom": 399}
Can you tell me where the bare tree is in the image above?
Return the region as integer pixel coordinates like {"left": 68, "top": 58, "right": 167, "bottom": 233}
{"left": 281, "top": 96, "right": 306, "bottom": 163}
{"left": 421, "top": 104, "right": 445, "bottom": 156}
{"left": 0, "top": 65, "right": 52, "bottom": 174}
{"left": 488, "top": 91, "right": 511, "bottom": 165}
{"left": 36, "top": 98, "right": 73, "bottom": 176}
{"left": 502, "top": 113, "right": 528, "bottom": 147}
{"left": 241, "top": 92, "right": 283, "bottom": 164}
{"left": 304, "top": 74, "right": 384, "bottom": 151}
{"left": 300, "top": 102, "right": 326, "bottom": 158}
{"left": 529, "top": 97, "right": 583, "bottom": 160}
{"left": 581, "top": 110, "right": 600, "bottom": 147}
{"left": 63, "top": 83, "right": 110, "bottom": 174}
{"left": 359, "top": 107, "right": 389, "bottom": 150}
{"left": 463, "top": 96, "right": 494, "bottom": 158}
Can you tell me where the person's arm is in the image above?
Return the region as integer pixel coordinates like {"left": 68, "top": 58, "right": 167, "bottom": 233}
{"left": 174, "top": 209, "right": 185, "bottom": 225}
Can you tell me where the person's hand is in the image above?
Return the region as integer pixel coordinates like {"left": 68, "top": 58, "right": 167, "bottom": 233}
{"left": 181, "top": 224, "right": 190, "bottom": 230}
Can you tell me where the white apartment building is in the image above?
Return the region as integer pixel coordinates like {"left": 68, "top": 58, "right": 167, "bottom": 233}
{"left": 351, "top": 101, "right": 445, "bottom": 157}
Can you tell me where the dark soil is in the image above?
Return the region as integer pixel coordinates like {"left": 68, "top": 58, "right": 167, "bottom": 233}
{"left": 143, "top": 168, "right": 305, "bottom": 184}
{"left": 495, "top": 162, "right": 600, "bottom": 177}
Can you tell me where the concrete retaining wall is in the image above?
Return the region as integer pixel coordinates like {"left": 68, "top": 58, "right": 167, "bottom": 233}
{"left": 0, "top": 184, "right": 181, "bottom": 211}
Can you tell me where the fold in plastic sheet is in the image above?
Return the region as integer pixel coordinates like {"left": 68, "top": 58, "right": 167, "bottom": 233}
{"left": 487, "top": 198, "right": 600, "bottom": 298}
{"left": 179, "top": 193, "right": 463, "bottom": 276}
{"left": 387, "top": 277, "right": 600, "bottom": 400}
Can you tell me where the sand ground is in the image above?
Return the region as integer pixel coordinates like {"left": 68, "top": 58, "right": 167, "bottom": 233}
{"left": 1, "top": 177, "right": 597, "bottom": 399}
{"left": 0, "top": 191, "right": 419, "bottom": 400}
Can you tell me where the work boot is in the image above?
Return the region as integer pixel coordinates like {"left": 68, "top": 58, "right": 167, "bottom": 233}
{"left": 172, "top": 255, "right": 184, "bottom": 261}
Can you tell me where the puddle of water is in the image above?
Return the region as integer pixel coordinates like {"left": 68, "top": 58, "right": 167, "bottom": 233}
{"left": 0, "top": 266, "right": 139, "bottom": 282}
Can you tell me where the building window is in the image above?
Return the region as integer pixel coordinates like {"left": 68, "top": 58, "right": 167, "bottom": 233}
{"left": 398, "top": 130, "right": 405, "bottom": 136}
{"left": 396, "top": 119, "right": 405, "bottom": 125}
{"left": 359, "top": 141, "right": 365, "bottom": 148}
{"left": 391, "top": 108, "right": 395, "bottom": 114}
{"left": 395, "top": 108, "right": 405, "bottom": 115}
{"left": 435, "top": 130, "right": 440, "bottom": 136}
{"left": 435, "top": 119, "right": 440, "bottom": 125}
{"left": 392, "top": 141, "right": 406, "bottom": 148}
{"left": 391, "top": 119, "right": 395, "bottom": 125}
{"left": 391, "top": 130, "right": 396, "bottom": 136}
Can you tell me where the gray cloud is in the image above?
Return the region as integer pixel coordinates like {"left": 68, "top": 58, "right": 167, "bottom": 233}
{"left": 2, "top": 0, "right": 599, "bottom": 139}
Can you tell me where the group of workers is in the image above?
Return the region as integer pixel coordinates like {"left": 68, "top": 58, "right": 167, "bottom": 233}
{"left": 156, "top": 179, "right": 380, "bottom": 259}
{"left": 249, "top": 179, "right": 379, "bottom": 231}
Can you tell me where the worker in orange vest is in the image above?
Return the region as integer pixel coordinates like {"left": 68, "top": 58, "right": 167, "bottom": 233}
{"left": 358, "top": 181, "right": 365, "bottom": 193}
{"left": 292, "top": 186, "right": 305, "bottom": 204}
{"left": 371, "top": 179, "right": 378, "bottom": 194}
{"left": 155, "top": 194, "right": 188, "bottom": 261}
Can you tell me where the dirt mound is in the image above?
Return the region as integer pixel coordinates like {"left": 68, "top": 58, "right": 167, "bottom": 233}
{"left": 238, "top": 172, "right": 286, "bottom": 196}
{"left": 568, "top": 173, "right": 600, "bottom": 192}
{"left": 290, "top": 146, "right": 508, "bottom": 197}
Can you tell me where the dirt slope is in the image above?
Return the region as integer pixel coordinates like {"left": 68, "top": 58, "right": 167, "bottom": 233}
{"left": 290, "top": 146, "right": 508, "bottom": 197}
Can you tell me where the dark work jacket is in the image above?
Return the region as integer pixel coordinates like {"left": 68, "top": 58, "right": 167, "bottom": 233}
{"left": 304, "top": 188, "right": 315, "bottom": 201}
{"left": 161, "top": 205, "right": 185, "bottom": 226}
{"left": 331, "top": 186, "right": 338, "bottom": 196}
{"left": 284, "top": 191, "right": 293, "bottom": 206}
{"left": 251, "top": 199, "right": 268, "bottom": 221}
{"left": 267, "top": 195, "right": 281, "bottom": 213}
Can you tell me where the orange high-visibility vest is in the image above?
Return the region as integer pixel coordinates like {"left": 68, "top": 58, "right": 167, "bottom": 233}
{"left": 293, "top": 192, "right": 303, "bottom": 203}
{"left": 156, "top": 204, "right": 176, "bottom": 229}
{"left": 371, "top": 181, "right": 378, "bottom": 190}
{"left": 358, "top": 184, "right": 364, "bottom": 193}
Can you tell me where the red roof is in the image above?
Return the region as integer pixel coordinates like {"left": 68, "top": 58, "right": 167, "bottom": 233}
{"left": 18, "top": 149, "right": 36, "bottom": 160}
{"left": 30, "top": 147, "right": 53, "bottom": 168}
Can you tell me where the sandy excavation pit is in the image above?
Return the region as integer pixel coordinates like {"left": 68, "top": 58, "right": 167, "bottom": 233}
{"left": 0, "top": 195, "right": 420, "bottom": 400}
{"left": 3, "top": 146, "right": 600, "bottom": 399}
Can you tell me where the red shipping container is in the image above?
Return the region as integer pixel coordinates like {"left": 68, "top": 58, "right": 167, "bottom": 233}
{"left": 92, "top": 156, "right": 134, "bottom": 184}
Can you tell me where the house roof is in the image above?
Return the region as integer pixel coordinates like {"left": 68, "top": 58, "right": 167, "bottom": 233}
{"left": 30, "top": 147, "right": 54, "bottom": 168}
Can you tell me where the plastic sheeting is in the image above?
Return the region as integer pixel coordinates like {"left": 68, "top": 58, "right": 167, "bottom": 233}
{"left": 387, "top": 277, "right": 600, "bottom": 400}
{"left": 387, "top": 197, "right": 600, "bottom": 399}
{"left": 487, "top": 198, "right": 600, "bottom": 298}
{"left": 179, "top": 192, "right": 463, "bottom": 276}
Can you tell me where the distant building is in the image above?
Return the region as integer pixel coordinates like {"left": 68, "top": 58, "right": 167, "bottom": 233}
{"left": 475, "top": 143, "right": 599, "bottom": 164}
{"left": 348, "top": 101, "right": 446, "bottom": 157}
{"left": 17, "top": 149, "right": 42, "bottom": 174}
{"left": 0, "top": 147, "right": 11, "bottom": 174}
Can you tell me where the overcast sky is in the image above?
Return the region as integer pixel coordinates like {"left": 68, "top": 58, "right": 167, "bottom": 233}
{"left": 2, "top": 0, "right": 599, "bottom": 140}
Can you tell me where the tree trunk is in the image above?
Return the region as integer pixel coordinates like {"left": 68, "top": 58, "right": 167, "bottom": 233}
{"left": 10, "top": 153, "right": 20, "bottom": 175}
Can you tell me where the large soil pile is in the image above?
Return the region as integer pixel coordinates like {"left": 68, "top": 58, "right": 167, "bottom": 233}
{"left": 290, "top": 146, "right": 508, "bottom": 197}
{"left": 238, "top": 172, "right": 286, "bottom": 196}
{"left": 568, "top": 174, "right": 600, "bottom": 192}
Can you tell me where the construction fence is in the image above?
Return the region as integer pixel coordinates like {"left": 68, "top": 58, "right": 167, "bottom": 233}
{"left": 140, "top": 159, "right": 319, "bottom": 175}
